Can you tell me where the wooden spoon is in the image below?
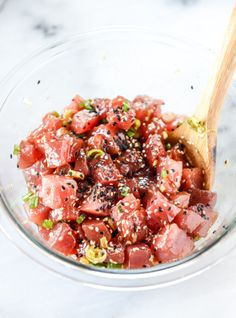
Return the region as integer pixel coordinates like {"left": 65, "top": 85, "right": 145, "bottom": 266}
{"left": 169, "top": 4, "right": 236, "bottom": 190}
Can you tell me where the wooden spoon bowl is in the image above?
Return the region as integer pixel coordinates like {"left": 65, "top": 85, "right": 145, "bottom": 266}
{"left": 169, "top": 4, "right": 236, "bottom": 190}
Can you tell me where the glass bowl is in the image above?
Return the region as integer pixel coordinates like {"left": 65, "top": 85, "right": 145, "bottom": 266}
{"left": 0, "top": 27, "right": 236, "bottom": 291}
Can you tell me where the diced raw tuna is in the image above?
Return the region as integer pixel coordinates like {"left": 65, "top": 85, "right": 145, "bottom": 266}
{"left": 190, "top": 204, "right": 218, "bottom": 238}
{"left": 174, "top": 209, "right": 204, "bottom": 234}
{"left": 189, "top": 188, "right": 217, "bottom": 208}
{"left": 151, "top": 223, "right": 194, "bottom": 262}
{"left": 82, "top": 219, "right": 112, "bottom": 244}
{"left": 106, "top": 244, "right": 125, "bottom": 264}
{"left": 181, "top": 168, "right": 204, "bottom": 190}
{"left": 157, "top": 157, "right": 183, "bottom": 194}
{"left": 40, "top": 175, "right": 77, "bottom": 209}
{"left": 48, "top": 223, "right": 76, "bottom": 255}
{"left": 146, "top": 191, "right": 181, "bottom": 232}
{"left": 18, "top": 140, "right": 42, "bottom": 169}
{"left": 171, "top": 192, "right": 191, "bottom": 208}
{"left": 80, "top": 184, "right": 118, "bottom": 216}
{"left": 125, "top": 243, "right": 152, "bottom": 269}
{"left": 25, "top": 202, "right": 51, "bottom": 225}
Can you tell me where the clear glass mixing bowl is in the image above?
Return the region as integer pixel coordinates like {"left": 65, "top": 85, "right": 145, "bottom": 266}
{"left": 0, "top": 27, "right": 236, "bottom": 290}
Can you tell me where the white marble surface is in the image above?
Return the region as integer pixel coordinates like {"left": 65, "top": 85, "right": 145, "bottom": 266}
{"left": 1, "top": 0, "right": 236, "bottom": 317}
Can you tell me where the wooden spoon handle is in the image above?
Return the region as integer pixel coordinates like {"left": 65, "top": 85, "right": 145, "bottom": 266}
{"left": 194, "top": 3, "right": 236, "bottom": 130}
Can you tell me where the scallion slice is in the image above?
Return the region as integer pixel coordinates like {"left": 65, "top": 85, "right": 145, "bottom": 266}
{"left": 87, "top": 149, "right": 105, "bottom": 158}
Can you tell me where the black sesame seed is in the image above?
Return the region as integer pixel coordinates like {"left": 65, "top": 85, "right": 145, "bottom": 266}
{"left": 112, "top": 229, "right": 118, "bottom": 238}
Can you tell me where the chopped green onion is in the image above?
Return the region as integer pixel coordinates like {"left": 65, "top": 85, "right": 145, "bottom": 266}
{"left": 22, "top": 191, "right": 39, "bottom": 209}
{"left": 76, "top": 214, "right": 86, "bottom": 224}
{"left": 120, "top": 186, "right": 129, "bottom": 197}
{"left": 133, "top": 118, "right": 141, "bottom": 130}
{"left": 72, "top": 132, "right": 85, "bottom": 139}
{"left": 22, "top": 192, "right": 33, "bottom": 202}
{"left": 85, "top": 245, "right": 107, "bottom": 264}
{"left": 122, "top": 100, "right": 130, "bottom": 112}
{"left": 87, "top": 149, "right": 105, "bottom": 158}
{"left": 100, "top": 236, "right": 108, "bottom": 249}
{"left": 77, "top": 133, "right": 85, "bottom": 139}
{"left": 126, "top": 118, "right": 141, "bottom": 138}
{"left": 118, "top": 203, "right": 123, "bottom": 213}
{"left": 161, "top": 169, "right": 168, "bottom": 178}
{"left": 42, "top": 219, "right": 53, "bottom": 230}
{"left": 68, "top": 169, "right": 85, "bottom": 179}
{"left": 165, "top": 142, "right": 172, "bottom": 150}
{"left": 100, "top": 118, "right": 108, "bottom": 124}
{"left": 79, "top": 256, "right": 90, "bottom": 265}
{"left": 107, "top": 263, "right": 122, "bottom": 269}
{"left": 92, "top": 263, "right": 106, "bottom": 268}
{"left": 187, "top": 117, "right": 205, "bottom": 133}
{"left": 28, "top": 195, "right": 39, "bottom": 209}
{"left": 80, "top": 99, "right": 94, "bottom": 111}
{"left": 126, "top": 128, "right": 135, "bottom": 138}
{"left": 13, "top": 144, "right": 21, "bottom": 155}
{"left": 51, "top": 111, "right": 60, "bottom": 118}
{"left": 63, "top": 109, "right": 74, "bottom": 121}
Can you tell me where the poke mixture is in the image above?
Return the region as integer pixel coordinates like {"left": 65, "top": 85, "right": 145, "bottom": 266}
{"left": 14, "top": 95, "right": 218, "bottom": 269}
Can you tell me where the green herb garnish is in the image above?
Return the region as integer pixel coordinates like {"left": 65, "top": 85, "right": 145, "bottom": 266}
{"left": 161, "top": 170, "right": 168, "bottom": 178}
{"left": 187, "top": 117, "right": 205, "bottom": 133}
{"left": 76, "top": 214, "right": 86, "bottom": 224}
{"left": 126, "top": 129, "right": 135, "bottom": 138}
{"left": 87, "top": 149, "right": 105, "bottom": 158}
{"left": 118, "top": 203, "right": 123, "bottom": 213}
{"left": 120, "top": 186, "right": 129, "bottom": 197}
{"left": 51, "top": 111, "right": 60, "bottom": 118}
{"left": 100, "top": 118, "right": 108, "bottom": 124}
{"left": 85, "top": 245, "right": 107, "bottom": 264}
{"left": 22, "top": 191, "right": 39, "bottom": 209}
{"left": 92, "top": 263, "right": 107, "bottom": 268}
{"left": 68, "top": 169, "right": 85, "bottom": 180}
{"left": 122, "top": 100, "right": 130, "bottom": 112}
{"left": 42, "top": 219, "right": 53, "bottom": 230}
{"left": 126, "top": 118, "right": 141, "bottom": 138}
{"left": 71, "top": 132, "right": 85, "bottom": 139}
{"left": 80, "top": 99, "right": 94, "bottom": 111}
{"left": 165, "top": 142, "right": 172, "bottom": 150}
{"left": 107, "top": 263, "right": 122, "bottom": 269}
{"left": 133, "top": 118, "right": 141, "bottom": 130}
{"left": 13, "top": 144, "right": 21, "bottom": 155}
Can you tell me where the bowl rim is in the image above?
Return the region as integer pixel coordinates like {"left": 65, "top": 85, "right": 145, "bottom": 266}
{"left": 0, "top": 25, "right": 235, "bottom": 289}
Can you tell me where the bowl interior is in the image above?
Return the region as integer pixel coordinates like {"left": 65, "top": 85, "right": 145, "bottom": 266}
{"left": 0, "top": 28, "right": 236, "bottom": 286}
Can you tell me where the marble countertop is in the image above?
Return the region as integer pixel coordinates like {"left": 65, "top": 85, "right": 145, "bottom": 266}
{"left": 0, "top": 0, "right": 236, "bottom": 317}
